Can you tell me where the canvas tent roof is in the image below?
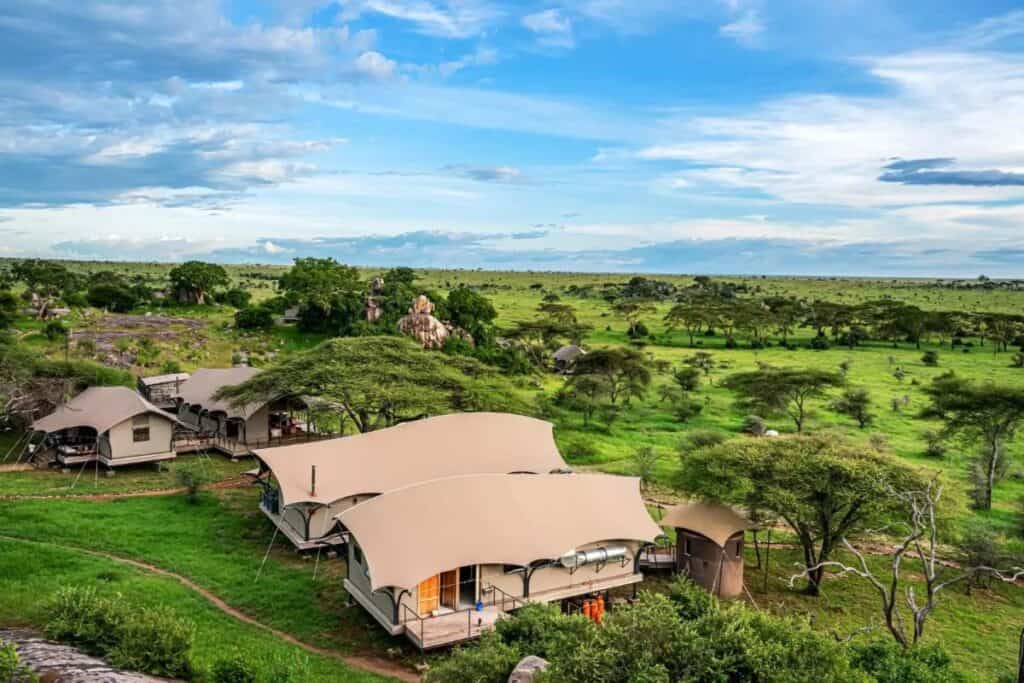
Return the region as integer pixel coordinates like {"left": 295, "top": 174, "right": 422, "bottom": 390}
{"left": 254, "top": 412, "right": 568, "bottom": 508}
{"left": 661, "top": 501, "right": 751, "bottom": 548}
{"left": 339, "top": 473, "right": 661, "bottom": 591}
{"left": 32, "top": 386, "right": 182, "bottom": 435}
{"left": 175, "top": 367, "right": 263, "bottom": 419}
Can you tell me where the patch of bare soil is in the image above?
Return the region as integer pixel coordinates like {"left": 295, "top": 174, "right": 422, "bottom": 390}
{"left": 71, "top": 313, "right": 208, "bottom": 369}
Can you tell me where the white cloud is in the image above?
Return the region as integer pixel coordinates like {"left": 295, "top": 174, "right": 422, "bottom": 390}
{"left": 437, "top": 46, "right": 498, "bottom": 77}
{"left": 522, "top": 9, "right": 574, "bottom": 48}
{"left": 340, "top": 0, "right": 501, "bottom": 39}
{"left": 355, "top": 50, "right": 398, "bottom": 79}
{"left": 719, "top": 9, "right": 763, "bottom": 45}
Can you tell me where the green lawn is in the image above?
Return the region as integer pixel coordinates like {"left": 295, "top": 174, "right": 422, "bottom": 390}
{"left": 0, "top": 455, "right": 251, "bottom": 497}
{"left": 0, "top": 536, "right": 392, "bottom": 682}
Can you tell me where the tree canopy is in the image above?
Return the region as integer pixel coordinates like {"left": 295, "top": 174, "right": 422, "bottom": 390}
{"left": 922, "top": 372, "right": 1024, "bottom": 510}
{"left": 213, "top": 336, "right": 528, "bottom": 433}
{"left": 168, "top": 261, "right": 229, "bottom": 305}
{"left": 723, "top": 366, "right": 845, "bottom": 432}
{"left": 572, "top": 347, "right": 651, "bottom": 405}
{"left": 677, "top": 435, "right": 924, "bottom": 595}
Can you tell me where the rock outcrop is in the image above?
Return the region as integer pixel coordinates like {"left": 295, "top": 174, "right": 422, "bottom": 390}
{"left": 1, "top": 630, "right": 170, "bottom": 682}
{"left": 508, "top": 655, "right": 549, "bottom": 683}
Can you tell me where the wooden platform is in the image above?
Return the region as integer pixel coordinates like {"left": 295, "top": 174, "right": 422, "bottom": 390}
{"left": 403, "top": 607, "right": 503, "bottom": 650}
{"left": 639, "top": 546, "right": 677, "bottom": 571}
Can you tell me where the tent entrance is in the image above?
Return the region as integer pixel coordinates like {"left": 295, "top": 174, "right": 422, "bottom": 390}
{"left": 459, "top": 565, "right": 477, "bottom": 607}
{"left": 418, "top": 575, "right": 440, "bottom": 615}
{"left": 440, "top": 570, "right": 458, "bottom": 610}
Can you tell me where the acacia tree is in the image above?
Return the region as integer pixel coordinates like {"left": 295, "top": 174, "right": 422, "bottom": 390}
{"left": 723, "top": 367, "right": 844, "bottom": 432}
{"left": 612, "top": 299, "right": 655, "bottom": 337}
{"left": 168, "top": 261, "right": 229, "bottom": 305}
{"left": 831, "top": 387, "right": 874, "bottom": 428}
{"left": 679, "top": 435, "right": 922, "bottom": 596}
{"left": 214, "top": 336, "right": 525, "bottom": 433}
{"left": 664, "top": 301, "right": 711, "bottom": 346}
{"left": 791, "top": 477, "right": 1023, "bottom": 648}
{"left": 572, "top": 347, "right": 651, "bottom": 405}
{"left": 922, "top": 372, "right": 1024, "bottom": 510}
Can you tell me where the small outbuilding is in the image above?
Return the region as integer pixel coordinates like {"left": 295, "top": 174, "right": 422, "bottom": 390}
{"left": 31, "top": 386, "right": 186, "bottom": 467}
{"left": 340, "top": 473, "right": 661, "bottom": 649}
{"left": 552, "top": 344, "right": 585, "bottom": 373}
{"left": 251, "top": 412, "right": 569, "bottom": 550}
{"left": 660, "top": 501, "right": 751, "bottom": 598}
{"left": 137, "top": 372, "right": 190, "bottom": 409}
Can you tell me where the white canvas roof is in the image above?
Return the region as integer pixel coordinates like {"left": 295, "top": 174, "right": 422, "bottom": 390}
{"left": 254, "top": 412, "right": 568, "bottom": 507}
{"left": 340, "top": 473, "right": 662, "bottom": 591}
{"left": 175, "top": 367, "right": 262, "bottom": 418}
{"left": 32, "top": 386, "right": 182, "bottom": 435}
{"left": 661, "top": 501, "right": 751, "bottom": 548}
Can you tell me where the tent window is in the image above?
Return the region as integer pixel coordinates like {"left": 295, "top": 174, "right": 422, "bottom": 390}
{"left": 353, "top": 543, "right": 364, "bottom": 566}
{"left": 683, "top": 538, "right": 692, "bottom": 556}
{"left": 132, "top": 415, "right": 150, "bottom": 443}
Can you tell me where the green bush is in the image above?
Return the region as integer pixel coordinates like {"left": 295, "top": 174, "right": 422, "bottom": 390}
{"left": 667, "top": 576, "right": 718, "bottom": 620}
{"left": 680, "top": 429, "right": 727, "bottom": 453}
{"left": 43, "top": 586, "right": 194, "bottom": 680}
{"left": 0, "top": 641, "right": 37, "bottom": 682}
{"left": 235, "top": 306, "right": 275, "bottom": 330}
{"left": 44, "top": 586, "right": 125, "bottom": 655}
{"left": 210, "top": 650, "right": 309, "bottom": 683}
{"left": 211, "top": 653, "right": 259, "bottom": 683}
{"left": 422, "top": 631, "right": 521, "bottom": 683}
{"left": 849, "top": 640, "right": 966, "bottom": 682}
{"left": 107, "top": 606, "right": 194, "bottom": 679}
{"left": 494, "top": 604, "right": 592, "bottom": 661}
{"left": 174, "top": 462, "right": 208, "bottom": 504}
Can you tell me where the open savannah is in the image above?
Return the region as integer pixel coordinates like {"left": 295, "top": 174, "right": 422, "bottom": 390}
{"left": 0, "top": 257, "right": 1023, "bottom": 682}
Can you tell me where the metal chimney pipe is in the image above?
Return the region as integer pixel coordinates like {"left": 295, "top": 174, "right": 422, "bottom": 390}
{"left": 311, "top": 464, "right": 317, "bottom": 496}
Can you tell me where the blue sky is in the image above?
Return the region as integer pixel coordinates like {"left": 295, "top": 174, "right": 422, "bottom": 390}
{"left": 3, "top": 1, "right": 1024, "bottom": 276}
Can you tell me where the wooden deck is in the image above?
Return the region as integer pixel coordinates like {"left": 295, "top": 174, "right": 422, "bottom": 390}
{"left": 639, "top": 546, "right": 677, "bottom": 571}
{"left": 403, "top": 607, "right": 503, "bottom": 650}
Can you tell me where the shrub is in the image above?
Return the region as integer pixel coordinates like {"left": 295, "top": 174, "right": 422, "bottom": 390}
{"left": 672, "top": 397, "right": 704, "bottom": 423}
{"left": 211, "top": 650, "right": 310, "bottom": 683}
{"left": 107, "top": 606, "right": 195, "bottom": 680}
{"left": 0, "top": 641, "right": 37, "bottom": 682}
{"left": 211, "top": 653, "right": 258, "bottom": 683}
{"left": 43, "top": 320, "right": 68, "bottom": 342}
{"left": 809, "top": 333, "right": 831, "bottom": 350}
{"left": 422, "top": 631, "right": 521, "bottom": 683}
{"left": 44, "top": 586, "right": 125, "bottom": 655}
{"left": 849, "top": 640, "right": 966, "bottom": 682}
{"left": 667, "top": 576, "right": 718, "bottom": 620}
{"left": 44, "top": 586, "right": 194, "bottom": 680}
{"left": 223, "top": 288, "right": 252, "bottom": 309}
{"left": 235, "top": 306, "right": 275, "bottom": 330}
{"left": 740, "top": 414, "right": 766, "bottom": 436}
{"left": 922, "top": 350, "right": 939, "bottom": 366}
{"left": 174, "top": 462, "right": 208, "bottom": 504}
{"left": 680, "top": 429, "right": 727, "bottom": 453}
{"left": 923, "top": 429, "right": 946, "bottom": 458}
{"left": 494, "top": 604, "right": 592, "bottom": 661}
{"left": 562, "top": 438, "right": 596, "bottom": 463}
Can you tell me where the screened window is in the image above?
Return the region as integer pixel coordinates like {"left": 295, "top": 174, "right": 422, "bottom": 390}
{"left": 132, "top": 414, "right": 150, "bottom": 443}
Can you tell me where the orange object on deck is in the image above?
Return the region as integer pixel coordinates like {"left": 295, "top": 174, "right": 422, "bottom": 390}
{"left": 582, "top": 600, "right": 592, "bottom": 619}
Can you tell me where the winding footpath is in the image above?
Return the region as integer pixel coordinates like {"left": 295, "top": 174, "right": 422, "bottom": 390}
{"left": 0, "top": 534, "right": 418, "bottom": 683}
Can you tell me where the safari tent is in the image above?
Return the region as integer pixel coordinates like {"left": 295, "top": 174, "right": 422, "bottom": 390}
{"left": 31, "top": 386, "right": 185, "bottom": 467}
{"left": 174, "top": 367, "right": 318, "bottom": 456}
{"left": 660, "top": 501, "right": 751, "bottom": 598}
{"left": 340, "top": 473, "right": 661, "bottom": 650}
{"left": 553, "top": 344, "right": 585, "bottom": 373}
{"left": 251, "top": 412, "right": 569, "bottom": 550}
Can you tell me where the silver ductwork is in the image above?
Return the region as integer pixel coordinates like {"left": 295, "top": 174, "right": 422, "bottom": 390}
{"left": 559, "top": 546, "right": 628, "bottom": 570}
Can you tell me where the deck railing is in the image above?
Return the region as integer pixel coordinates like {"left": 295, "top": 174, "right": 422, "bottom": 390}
{"left": 398, "top": 583, "right": 525, "bottom": 649}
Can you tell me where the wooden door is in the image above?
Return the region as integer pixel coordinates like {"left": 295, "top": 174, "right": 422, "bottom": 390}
{"left": 440, "top": 570, "right": 458, "bottom": 610}
{"left": 418, "top": 575, "right": 440, "bottom": 615}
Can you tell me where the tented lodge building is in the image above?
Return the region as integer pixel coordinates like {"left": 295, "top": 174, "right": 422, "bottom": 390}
{"left": 340, "top": 473, "right": 662, "bottom": 649}
{"left": 250, "top": 412, "right": 570, "bottom": 550}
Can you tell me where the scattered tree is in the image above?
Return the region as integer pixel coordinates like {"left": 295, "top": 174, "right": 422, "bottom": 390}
{"left": 724, "top": 367, "right": 844, "bottom": 433}
{"left": 832, "top": 387, "right": 875, "bottom": 428}
{"left": 168, "top": 261, "right": 228, "bottom": 305}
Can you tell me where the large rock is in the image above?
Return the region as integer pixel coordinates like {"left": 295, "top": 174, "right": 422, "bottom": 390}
{"left": 508, "top": 655, "right": 549, "bottom": 683}
{"left": 1, "top": 630, "right": 172, "bottom": 682}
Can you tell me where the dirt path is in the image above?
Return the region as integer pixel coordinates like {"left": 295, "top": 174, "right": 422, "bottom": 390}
{"left": 0, "top": 463, "right": 34, "bottom": 473}
{"left": 0, "top": 475, "right": 251, "bottom": 501}
{"left": 0, "top": 535, "right": 418, "bottom": 683}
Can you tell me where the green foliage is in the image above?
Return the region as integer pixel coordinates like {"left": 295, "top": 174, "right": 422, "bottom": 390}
{"left": 11, "top": 259, "right": 73, "bottom": 296}
{"left": 43, "top": 320, "right": 68, "bottom": 341}
{"left": 0, "top": 289, "right": 21, "bottom": 328}
{"left": 848, "top": 640, "right": 966, "bottom": 683}
{"left": 87, "top": 282, "right": 139, "bottom": 312}
{"left": 493, "top": 604, "right": 593, "bottom": 661}
{"left": 446, "top": 286, "right": 497, "bottom": 343}
{"left": 235, "top": 306, "right": 276, "bottom": 330}
{"left": 633, "top": 445, "right": 659, "bottom": 489}
{"left": 724, "top": 366, "right": 845, "bottom": 432}
{"left": 0, "top": 640, "right": 37, "bottom": 682}
{"left": 175, "top": 462, "right": 208, "bottom": 504}
{"left": 671, "top": 365, "right": 701, "bottom": 392}
{"left": 679, "top": 429, "right": 727, "bottom": 454}
{"left": 572, "top": 347, "right": 651, "bottom": 405}
{"left": 832, "top": 387, "right": 875, "bottom": 428}
{"left": 213, "top": 336, "right": 527, "bottom": 433}
{"left": 223, "top": 288, "right": 252, "bottom": 309}
{"left": 107, "top": 605, "right": 195, "bottom": 679}
{"left": 210, "top": 649, "right": 310, "bottom": 683}
{"left": 422, "top": 631, "right": 521, "bottom": 683}
{"left": 678, "top": 435, "right": 924, "bottom": 595}
{"left": 44, "top": 586, "right": 194, "bottom": 679}
{"left": 671, "top": 395, "right": 704, "bottom": 423}
{"left": 667, "top": 576, "right": 718, "bottom": 620}
{"left": 922, "top": 350, "right": 940, "bottom": 366}
{"left": 168, "top": 261, "right": 229, "bottom": 304}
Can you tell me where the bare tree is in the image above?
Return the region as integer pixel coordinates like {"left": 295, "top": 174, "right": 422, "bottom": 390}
{"left": 789, "top": 476, "right": 1024, "bottom": 648}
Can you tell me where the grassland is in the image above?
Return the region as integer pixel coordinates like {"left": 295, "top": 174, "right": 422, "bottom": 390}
{"left": 4, "top": 262, "right": 1024, "bottom": 680}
